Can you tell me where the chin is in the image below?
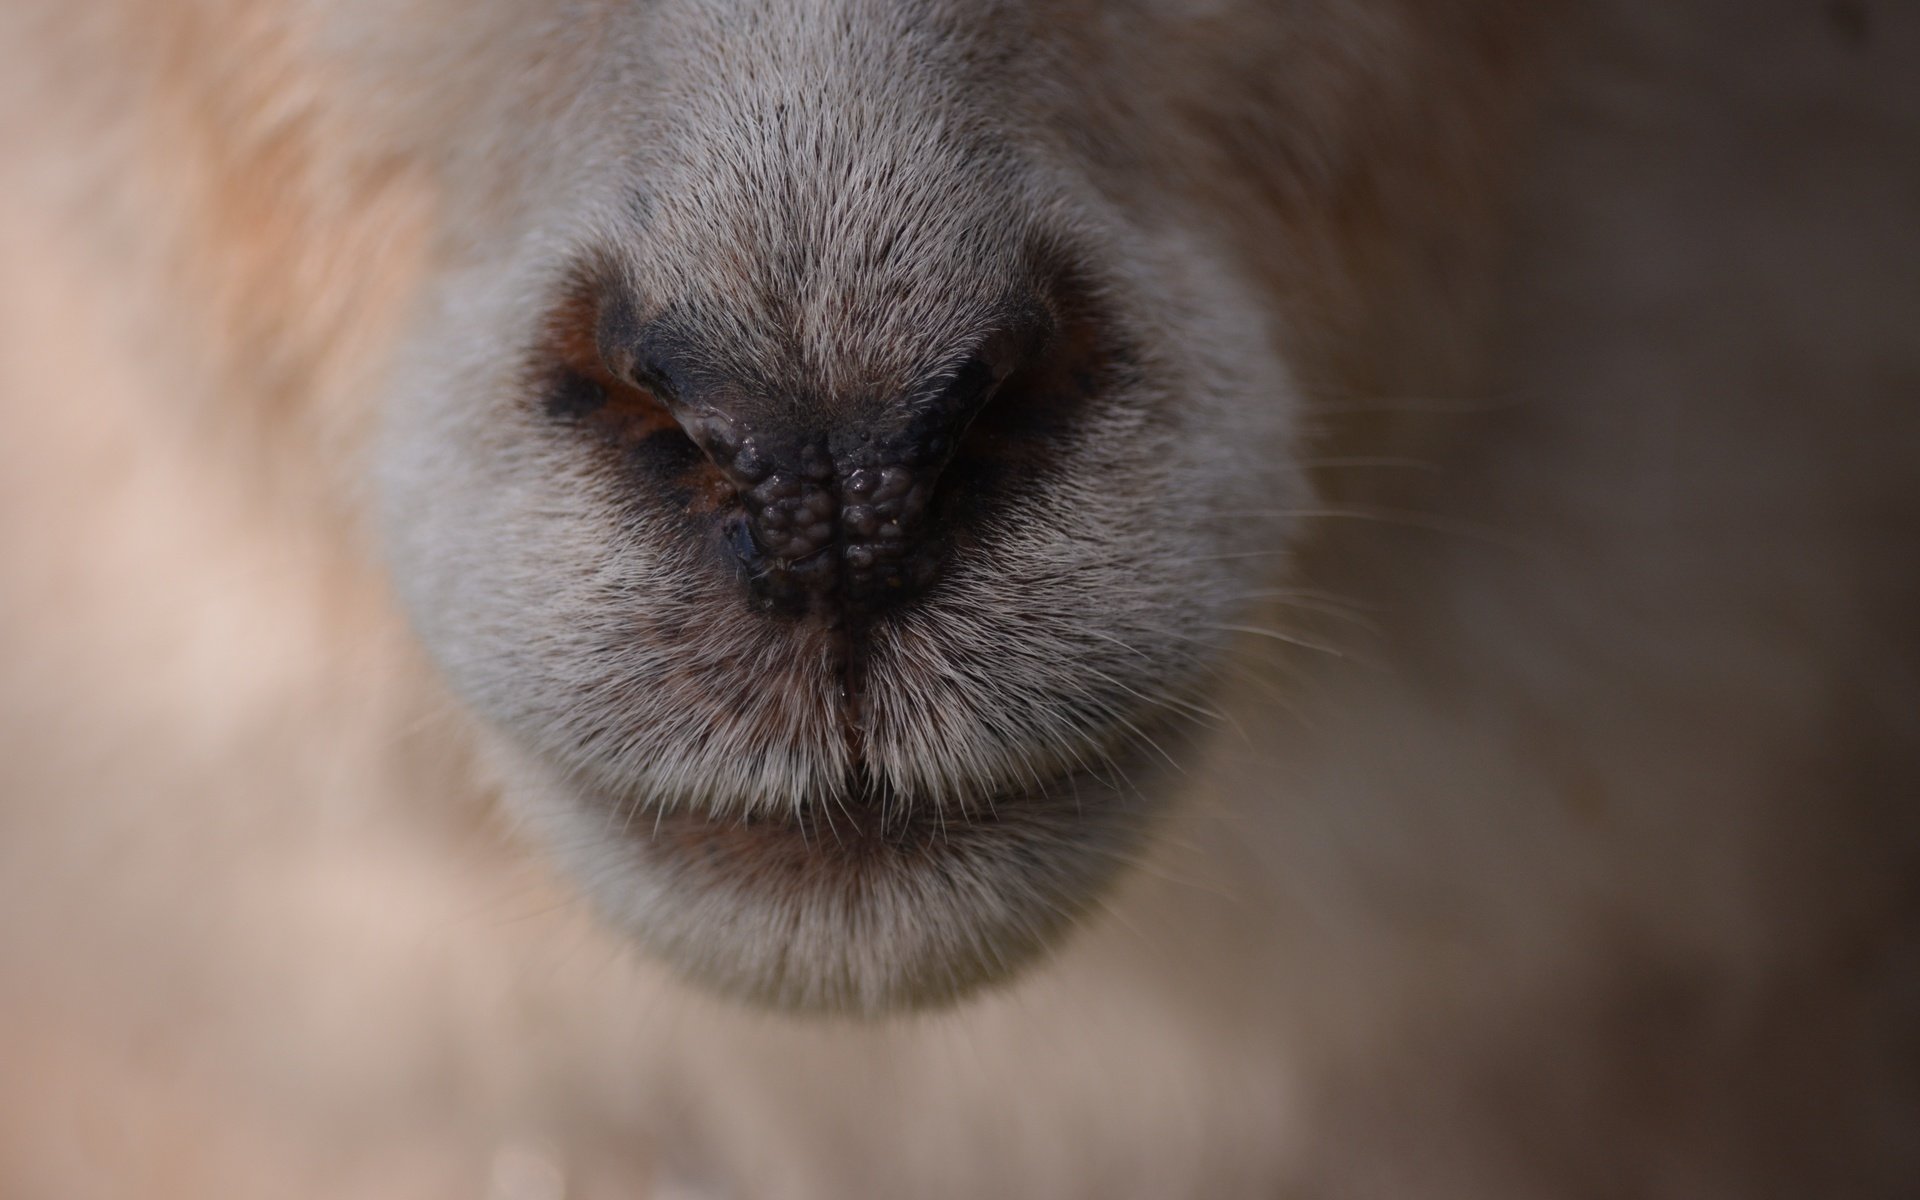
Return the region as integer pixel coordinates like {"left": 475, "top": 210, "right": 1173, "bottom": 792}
{"left": 505, "top": 746, "right": 1172, "bottom": 1013}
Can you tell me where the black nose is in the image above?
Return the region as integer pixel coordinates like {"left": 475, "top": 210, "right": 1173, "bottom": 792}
{"left": 591, "top": 297, "right": 1052, "bottom": 618}
{"left": 637, "top": 322, "right": 1042, "bottom": 620}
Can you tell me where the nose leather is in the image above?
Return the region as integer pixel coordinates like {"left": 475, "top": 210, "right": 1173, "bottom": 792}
{"left": 598, "top": 295, "right": 1043, "bottom": 621}
{"left": 679, "top": 402, "right": 969, "bottom": 618}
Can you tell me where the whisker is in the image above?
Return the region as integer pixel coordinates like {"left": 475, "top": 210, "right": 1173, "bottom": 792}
{"left": 1228, "top": 590, "right": 1384, "bottom": 633}
{"left": 1076, "top": 652, "right": 1236, "bottom": 731}
{"left": 1209, "top": 623, "right": 1348, "bottom": 659}
{"left": 1201, "top": 504, "right": 1532, "bottom": 551}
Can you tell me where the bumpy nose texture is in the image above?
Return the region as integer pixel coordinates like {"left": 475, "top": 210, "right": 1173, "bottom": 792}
{"left": 696, "top": 421, "right": 950, "bottom": 619}
{"left": 735, "top": 441, "right": 837, "bottom": 564}
{"left": 597, "top": 299, "right": 1045, "bottom": 621}
{"left": 838, "top": 462, "right": 938, "bottom": 600}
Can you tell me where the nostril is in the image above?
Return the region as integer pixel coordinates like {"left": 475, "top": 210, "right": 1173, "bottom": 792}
{"left": 957, "top": 276, "right": 1119, "bottom": 460}
{"left": 540, "top": 356, "right": 701, "bottom": 470}
{"left": 535, "top": 286, "right": 739, "bottom": 528}
{"left": 936, "top": 354, "right": 1002, "bottom": 434}
{"left": 725, "top": 516, "right": 758, "bottom": 566}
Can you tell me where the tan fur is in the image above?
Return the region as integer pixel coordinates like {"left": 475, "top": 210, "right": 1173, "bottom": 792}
{"left": 3, "top": 0, "right": 1917, "bottom": 1196}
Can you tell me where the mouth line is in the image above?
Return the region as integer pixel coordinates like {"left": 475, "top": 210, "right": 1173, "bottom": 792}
{"left": 623, "top": 760, "right": 1155, "bottom": 1011}
{"left": 633, "top": 758, "right": 1134, "bottom": 855}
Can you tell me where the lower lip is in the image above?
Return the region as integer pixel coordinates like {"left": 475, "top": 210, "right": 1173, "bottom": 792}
{"left": 603, "top": 765, "right": 1157, "bottom": 1013}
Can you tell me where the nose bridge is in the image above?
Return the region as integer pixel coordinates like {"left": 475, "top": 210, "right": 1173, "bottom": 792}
{"left": 624, "top": 92, "right": 1043, "bottom": 617}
